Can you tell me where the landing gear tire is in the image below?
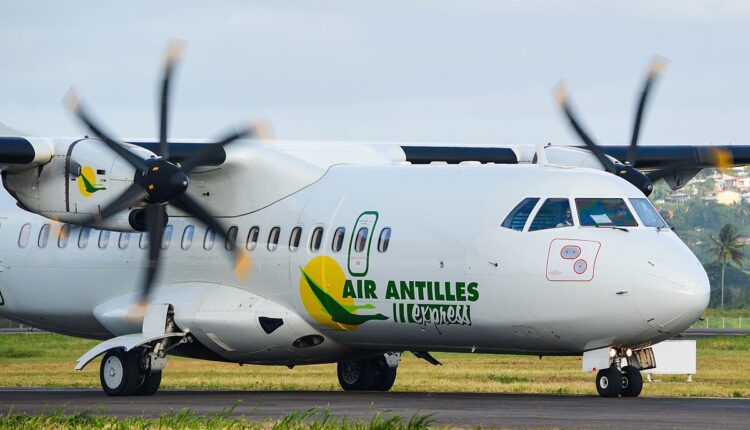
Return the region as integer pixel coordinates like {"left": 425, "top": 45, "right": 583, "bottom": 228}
{"left": 135, "top": 371, "right": 162, "bottom": 396}
{"left": 372, "top": 358, "right": 397, "bottom": 391}
{"left": 337, "top": 356, "right": 397, "bottom": 391}
{"left": 620, "top": 366, "right": 643, "bottom": 397}
{"left": 595, "top": 367, "right": 623, "bottom": 398}
{"left": 100, "top": 348, "right": 140, "bottom": 397}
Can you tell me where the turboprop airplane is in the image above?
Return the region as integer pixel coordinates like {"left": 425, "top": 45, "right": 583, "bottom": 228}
{"left": 0, "top": 48, "right": 747, "bottom": 398}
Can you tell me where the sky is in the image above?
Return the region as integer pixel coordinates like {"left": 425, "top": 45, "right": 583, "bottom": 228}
{"left": 1, "top": 1, "right": 750, "bottom": 147}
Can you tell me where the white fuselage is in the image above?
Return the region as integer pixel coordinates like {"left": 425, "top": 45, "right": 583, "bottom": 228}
{"left": 0, "top": 160, "right": 710, "bottom": 365}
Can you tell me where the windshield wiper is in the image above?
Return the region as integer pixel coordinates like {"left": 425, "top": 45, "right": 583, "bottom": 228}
{"left": 595, "top": 225, "right": 629, "bottom": 232}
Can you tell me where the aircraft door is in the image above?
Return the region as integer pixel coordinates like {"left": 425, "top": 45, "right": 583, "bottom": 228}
{"left": 347, "top": 211, "right": 378, "bottom": 277}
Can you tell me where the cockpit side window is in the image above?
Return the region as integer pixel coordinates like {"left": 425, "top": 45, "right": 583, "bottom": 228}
{"left": 629, "top": 198, "right": 667, "bottom": 228}
{"left": 576, "top": 198, "right": 638, "bottom": 227}
{"left": 501, "top": 198, "right": 539, "bottom": 231}
{"left": 529, "top": 198, "right": 573, "bottom": 231}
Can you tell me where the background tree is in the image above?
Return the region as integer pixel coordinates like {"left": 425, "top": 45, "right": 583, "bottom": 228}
{"left": 708, "top": 223, "right": 745, "bottom": 310}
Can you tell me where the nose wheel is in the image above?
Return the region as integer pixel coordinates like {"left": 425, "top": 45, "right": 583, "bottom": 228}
{"left": 595, "top": 365, "right": 643, "bottom": 398}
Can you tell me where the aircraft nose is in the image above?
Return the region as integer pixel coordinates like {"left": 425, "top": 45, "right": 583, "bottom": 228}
{"left": 635, "top": 255, "right": 710, "bottom": 335}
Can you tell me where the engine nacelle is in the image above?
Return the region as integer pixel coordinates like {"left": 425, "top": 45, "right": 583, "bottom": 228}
{"left": 3, "top": 137, "right": 156, "bottom": 231}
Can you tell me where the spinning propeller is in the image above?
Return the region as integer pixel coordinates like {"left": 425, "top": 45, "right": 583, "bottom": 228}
{"left": 65, "top": 41, "right": 252, "bottom": 306}
{"left": 555, "top": 57, "right": 738, "bottom": 195}
{"left": 554, "top": 58, "right": 670, "bottom": 196}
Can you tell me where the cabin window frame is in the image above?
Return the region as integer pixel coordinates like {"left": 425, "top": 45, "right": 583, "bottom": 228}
{"left": 38, "top": 224, "right": 50, "bottom": 248}
{"left": 181, "top": 225, "right": 195, "bottom": 250}
{"left": 289, "top": 226, "right": 302, "bottom": 252}
{"left": 98, "top": 230, "right": 110, "bottom": 249}
{"left": 268, "top": 227, "right": 281, "bottom": 251}
{"left": 310, "top": 226, "right": 324, "bottom": 253}
{"left": 332, "top": 227, "right": 346, "bottom": 252}
{"left": 58, "top": 224, "right": 71, "bottom": 248}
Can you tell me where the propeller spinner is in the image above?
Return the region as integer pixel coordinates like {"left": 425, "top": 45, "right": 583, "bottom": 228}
{"left": 65, "top": 41, "right": 252, "bottom": 306}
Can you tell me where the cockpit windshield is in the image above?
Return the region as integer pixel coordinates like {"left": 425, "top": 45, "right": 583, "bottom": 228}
{"left": 575, "top": 198, "right": 637, "bottom": 227}
{"left": 629, "top": 198, "right": 667, "bottom": 228}
{"left": 529, "top": 198, "right": 573, "bottom": 231}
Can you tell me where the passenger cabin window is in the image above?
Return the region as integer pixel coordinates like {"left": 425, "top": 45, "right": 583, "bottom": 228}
{"left": 38, "top": 224, "right": 50, "bottom": 248}
{"left": 529, "top": 198, "right": 573, "bottom": 231}
{"left": 204, "top": 229, "right": 216, "bottom": 250}
{"left": 181, "top": 225, "right": 194, "bottom": 250}
{"left": 501, "top": 198, "right": 539, "bottom": 231}
{"left": 98, "top": 231, "right": 110, "bottom": 249}
{"left": 161, "top": 225, "right": 173, "bottom": 249}
{"left": 268, "top": 227, "right": 280, "bottom": 251}
{"left": 576, "top": 198, "right": 637, "bottom": 227}
{"left": 139, "top": 233, "right": 149, "bottom": 249}
{"left": 225, "top": 226, "right": 238, "bottom": 251}
{"left": 18, "top": 223, "right": 31, "bottom": 248}
{"left": 332, "top": 227, "right": 345, "bottom": 252}
{"left": 58, "top": 224, "right": 71, "bottom": 248}
{"left": 78, "top": 228, "right": 90, "bottom": 248}
{"left": 354, "top": 227, "right": 369, "bottom": 252}
{"left": 246, "top": 226, "right": 259, "bottom": 250}
{"left": 377, "top": 227, "right": 391, "bottom": 252}
{"left": 118, "top": 232, "right": 130, "bottom": 249}
{"left": 289, "top": 227, "right": 302, "bottom": 251}
{"left": 310, "top": 227, "right": 324, "bottom": 252}
{"left": 629, "top": 198, "right": 667, "bottom": 228}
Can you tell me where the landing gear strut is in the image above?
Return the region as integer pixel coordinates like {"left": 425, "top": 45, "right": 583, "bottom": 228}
{"left": 100, "top": 347, "right": 163, "bottom": 396}
{"left": 337, "top": 352, "right": 400, "bottom": 391}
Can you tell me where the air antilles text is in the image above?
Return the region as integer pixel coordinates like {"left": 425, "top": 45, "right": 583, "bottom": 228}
{"left": 342, "top": 279, "right": 479, "bottom": 326}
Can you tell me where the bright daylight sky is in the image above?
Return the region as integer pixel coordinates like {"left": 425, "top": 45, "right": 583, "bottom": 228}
{"left": 1, "top": 1, "right": 749, "bottom": 147}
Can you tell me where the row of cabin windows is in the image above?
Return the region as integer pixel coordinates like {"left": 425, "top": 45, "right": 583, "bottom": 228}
{"left": 18, "top": 223, "right": 393, "bottom": 254}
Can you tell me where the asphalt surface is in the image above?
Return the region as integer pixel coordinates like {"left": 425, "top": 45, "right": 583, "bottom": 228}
{"left": 2, "top": 389, "right": 750, "bottom": 429}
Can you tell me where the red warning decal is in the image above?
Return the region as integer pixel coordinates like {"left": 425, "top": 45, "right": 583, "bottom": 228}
{"left": 546, "top": 239, "right": 601, "bottom": 281}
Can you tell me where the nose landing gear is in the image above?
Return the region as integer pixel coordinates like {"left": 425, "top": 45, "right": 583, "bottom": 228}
{"left": 594, "top": 365, "right": 643, "bottom": 398}
{"left": 594, "top": 347, "right": 650, "bottom": 398}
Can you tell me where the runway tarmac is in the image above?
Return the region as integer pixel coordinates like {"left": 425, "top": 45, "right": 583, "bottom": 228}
{"left": 2, "top": 389, "right": 750, "bottom": 429}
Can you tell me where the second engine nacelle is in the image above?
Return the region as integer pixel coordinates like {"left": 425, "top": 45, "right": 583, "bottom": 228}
{"left": 3, "top": 137, "right": 156, "bottom": 231}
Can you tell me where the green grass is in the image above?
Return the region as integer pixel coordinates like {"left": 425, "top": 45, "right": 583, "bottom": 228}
{"left": 2, "top": 333, "right": 750, "bottom": 397}
{"left": 0, "top": 407, "right": 434, "bottom": 430}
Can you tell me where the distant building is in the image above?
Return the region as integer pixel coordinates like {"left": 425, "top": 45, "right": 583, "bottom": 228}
{"left": 666, "top": 192, "right": 691, "bottom": 204}
{"left": 717, "top": 190, "right": 741, "bottom": 205}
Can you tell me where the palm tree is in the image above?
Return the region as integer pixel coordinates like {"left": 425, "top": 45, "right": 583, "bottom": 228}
{"left": 708, "top": 224, "right": 745, "bottom": 310}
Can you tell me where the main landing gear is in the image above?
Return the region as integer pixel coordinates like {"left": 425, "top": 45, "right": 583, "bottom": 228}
{"left": 337, "top": 352, "right": 400, "bottom": 391}
{"left": 100, "top": 347, "right": 164, "bottom": 396}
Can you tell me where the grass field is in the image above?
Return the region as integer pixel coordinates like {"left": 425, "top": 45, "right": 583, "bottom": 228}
{"left": 2, "top": 333, "right": 750, "bottom": 397}
{"left": 1, "top": 408, "right": 433, "bottom": 430}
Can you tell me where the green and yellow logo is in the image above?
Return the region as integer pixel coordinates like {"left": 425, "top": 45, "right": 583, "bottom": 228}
{"left": 77, "top": 166, "right": 106, "bottom": 197}
{"left": 300, "top": 256, "right": 387, "bottom": 331}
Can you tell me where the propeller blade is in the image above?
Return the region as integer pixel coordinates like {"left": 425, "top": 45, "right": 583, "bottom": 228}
{"left": 84, "top": 183, "right": 148, "bottom": 224}
{"left": 179, "top": 127, "right": 253, "bottom": 172}
{"left": 140, "top": 203, "right": 165, "bottom": 302}
{"left": 628, "top": 57, "right": 668, "bottom": 167}
{"left": 158, "top": 41, "right": 185, "bottom": 160}
{"left": 65, "top": 89, "right": 149, "bottom": 172}
{"left": 553, "top": 81, "right": 618, "bottom": 173}
{"left": 172, "top": 193, "right": 252, "bottom": 278}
